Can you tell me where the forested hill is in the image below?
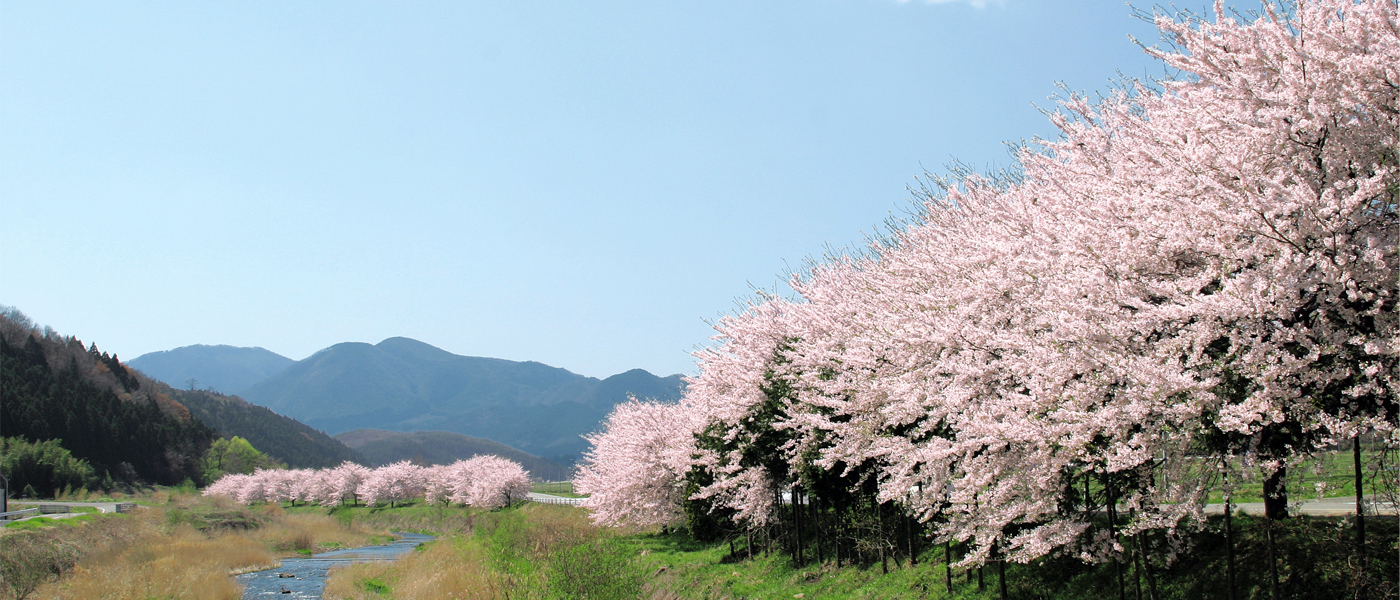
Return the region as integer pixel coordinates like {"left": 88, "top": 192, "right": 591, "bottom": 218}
{"left": 0, "top": 307, "right": 363, "bottom": 480}
{"left": 0, "top": 309, "right": 213, "bottom": 486}
{"left": 334, "top": 429, "right": 569, "bottom": 480}
{"left": 167, "top": 389, "right": 365, "bottom": 469}
{"left": 129, "top": 344, "right": 294, "bottom": 396}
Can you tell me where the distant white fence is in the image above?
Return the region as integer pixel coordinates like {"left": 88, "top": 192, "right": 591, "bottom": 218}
{"left": 527, "top": 493, "right": 584, "bottom": 507}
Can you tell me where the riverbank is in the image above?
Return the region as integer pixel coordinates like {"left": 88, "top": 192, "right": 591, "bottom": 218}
{"left": 4, "top": 492, "right": 1394, "bottom": 599}
{"left": 0, "top": 491, "right": 393, "bottom": 600}
{"left": 316, "top": 502, "right": 641, "bottom": 600}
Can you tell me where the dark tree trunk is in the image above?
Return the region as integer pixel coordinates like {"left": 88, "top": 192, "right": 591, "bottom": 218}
{"left": 1266, "top": 518, "right": 1280, "bottom": 600}
{"left": 1131, "top": 531, "right": 1143, "bottom": 600}
{"left": 945, "top": 540, "right": 954, "bottom": 593}
{"left": 1263, "top": 466, "right": 1288, "bottom": 520}
{"left": 793, "top": 486, "right": 803, "bottom": 565}
{"left": 1224, "top": 497, "right": 1236, "bottom": 600}
{"left": 1108, "top": 475, "right": 1125, "bottom": 600}
{"left": 1141, "top": 531, "right": 1159, "bottom": 600}
{"left": 1354, "top": 434, "right": 1366, "bottom": 574}
{"left": 998, "top": 548, "right": 1008, "bottom": 600}
{"left": 907, "top": 512, "right": 917, "bottom": 566}
{"left": 1263, "top": 466, "right": 1286, "bottom": 600}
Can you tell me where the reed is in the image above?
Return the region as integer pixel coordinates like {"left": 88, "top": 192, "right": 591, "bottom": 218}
{"left": 42, "top": 528, "right": 272, "bottom": 600}
{"left": 3, "top": 491, "right": 388, "bottom": 600}
{"left": 325, "top": 539, "right": 507, "bottom": 600}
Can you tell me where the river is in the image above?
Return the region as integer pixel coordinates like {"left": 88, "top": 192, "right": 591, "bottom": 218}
{"left": 236, "top": 532, "right": 435, "bottom": 599}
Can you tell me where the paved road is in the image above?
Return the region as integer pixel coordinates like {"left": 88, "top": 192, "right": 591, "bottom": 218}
{"left": 2, "top": 500, "right": 139, "bottom": 525}
{"left": 9, "top": 500, "right": 124, "bottom": 513}
{"left": 1206, "top": 496, "right": 1396, "bottom": 517}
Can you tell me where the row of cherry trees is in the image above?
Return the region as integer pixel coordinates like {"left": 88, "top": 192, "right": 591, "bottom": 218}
{"left": 204, "top": 456, "right": 531, "bottom": 509}
{"left": 578, "top": 0, "right": 1398, "bottom": 581}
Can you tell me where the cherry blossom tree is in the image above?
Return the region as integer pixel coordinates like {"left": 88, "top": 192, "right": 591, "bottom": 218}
{"left": 360, "top": 461, "right": 426, "bottom": 507}
{"left": 659, "top": 0, "right": 1398, "bottom": 572}
{"left": 453, "top": 455, "right": 531, "bottom": 509}
{"left": 576, "top": 398, "right": 702, "bottom": 528}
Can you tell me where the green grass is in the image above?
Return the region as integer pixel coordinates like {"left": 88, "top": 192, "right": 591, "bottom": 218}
{"left": 2, "top": 514, "right": 102, "bottom": 531}
{"left": 361, "top": 577, "right": 392, "bottom": 594}
{"left": 626, "top": 514, "right": 1398, "bottom": 599}
{"left": 290, "top": 493, "right": 1397, "bottom": 599}
{"left": 288, "top": 499, "right": 483, "bottom": 537}
{"left": 1193, "top": 449, "right": 1394, "bottom": 505}
{"left": 532, "top": 481, "right": 587, "bottom": 498}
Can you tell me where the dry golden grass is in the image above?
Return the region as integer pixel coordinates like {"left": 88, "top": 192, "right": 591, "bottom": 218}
{"left": 6, "top": 491, "right": 389, "bottom": 600}
{"left": 251, "top": 512, "right": 386, "bottom": 557}
{"left": 390, "top": 541, "right": 508, "bottom": 600}
{"left": 38, "top": 527, "right": 270, "bottom": 600}
{"left": 323, "top": 562, "right": 394, "bottom": 600}
{"left": 324, "top": 539, "right": 508, "bottom": 600}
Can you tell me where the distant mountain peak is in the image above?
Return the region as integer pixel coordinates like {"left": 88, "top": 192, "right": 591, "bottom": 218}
{"left": 130, "top": 344, "right": 295, "bottom": 396}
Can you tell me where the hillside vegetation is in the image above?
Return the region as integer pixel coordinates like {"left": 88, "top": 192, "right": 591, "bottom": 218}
{"left": 0, "top": 307, "right": 362, "bottom": 492}
{"left": 335, "top": 429, "right": 569, "bottom": 480}
{"left": 0, "top": 310, "right": 214, "bottom": 487}
{"left": 172, "top": 388, "right": 364, "bottom": 469}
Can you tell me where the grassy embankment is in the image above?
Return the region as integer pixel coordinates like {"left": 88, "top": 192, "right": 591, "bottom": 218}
{"left": 634, "top": 514, "right": 1397, "bottom": 600}
{"left": 5, "top": 490, "right": 1395, "bottom": 600}
{"left": 307, "top": 500, "right": 1395, "bottom": 599}
{"left": 0, "top": 489, "right": 391, "bottom": 600}
{"left": 302, "top": 501, "right": 641, "bottom": 600}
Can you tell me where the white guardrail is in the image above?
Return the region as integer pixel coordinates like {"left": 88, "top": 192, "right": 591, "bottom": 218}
{"left": 0, "top": 508, "right": 40, "bottom": 520}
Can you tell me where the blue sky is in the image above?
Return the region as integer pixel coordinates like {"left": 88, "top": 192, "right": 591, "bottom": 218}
{"left": 2, "top": 0, "right": 1166, "bottom": 379}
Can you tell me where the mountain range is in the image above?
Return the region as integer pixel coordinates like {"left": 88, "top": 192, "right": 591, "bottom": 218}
{"left": 132, "top": 337, "right": 686, "bottom": 460}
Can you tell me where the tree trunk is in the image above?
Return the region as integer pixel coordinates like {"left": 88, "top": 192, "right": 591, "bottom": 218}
{"left": 1141, "top": 531, "right": 1159, "bottom": 600}
{"left": 793, "top": 486, "right": 803, "bottom": 565}
{"left": 1266, "top": 518, "right": 1280, "bottom": 600}
{"left": 1263, "top": 466, "right": 1286, "bottom": 600}
{"left": 907, "top": 511, "right": 917, "bottom": 566}
{"left": 1108, "top": 475, "right": 1125, "bottom": 600}
{"left": 1224, "top": 496, "right": 1236, "bottom": 600}
{"left": 1131, "top": 530, "right": 1143, "bottom": 600}
{"left": 945, "top": 540, "right": 953, "bottom": 593}
{"left": 1263, "top": 466, "right": 1288, "bottom": 520}
{"left": 1354, "top": 434, "right": 1366, "bottom": 575}
{"left": 998, "top": 549, "right": 1008, "bottom": 600}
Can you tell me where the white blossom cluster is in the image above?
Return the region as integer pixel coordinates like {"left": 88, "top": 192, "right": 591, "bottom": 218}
{"left": 204, "top": 456, "right": 531, "bottom": 509}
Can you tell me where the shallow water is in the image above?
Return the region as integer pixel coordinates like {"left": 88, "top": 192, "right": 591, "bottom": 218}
{"left": 236, "top": 532, "right": 434, "bottom": 599}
